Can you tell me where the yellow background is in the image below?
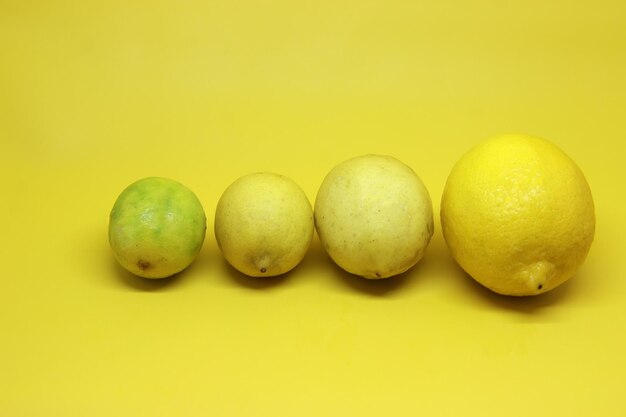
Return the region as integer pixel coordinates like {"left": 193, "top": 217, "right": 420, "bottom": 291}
{"left": 1, "top": 0, "right": 625, "bottom": 415}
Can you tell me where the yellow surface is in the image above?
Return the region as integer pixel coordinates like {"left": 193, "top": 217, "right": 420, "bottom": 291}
{"left": 1, "top": 1, "right": 625, "bottom": 415}
{"left": 440, "top": 134, "right": 595, "bottom": 296}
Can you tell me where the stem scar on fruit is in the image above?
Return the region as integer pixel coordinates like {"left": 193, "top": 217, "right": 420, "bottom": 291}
{"left": 137, "top": 260, "right": 151, "bottom": 270}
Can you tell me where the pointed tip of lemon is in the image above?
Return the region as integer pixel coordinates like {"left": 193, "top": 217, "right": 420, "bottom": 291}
{"left": 253, "top": 254, "right": 272, "bottom": 275}
{"left": 519, "top": 261, "right": 555, "bottom": 294}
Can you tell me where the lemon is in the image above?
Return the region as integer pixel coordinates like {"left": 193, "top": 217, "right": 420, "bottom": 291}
{"left": 440, "top": 134, "right": 595, "bottom": 296}
{"left": 315, "top": 155, "right": 434, "bottom": 279}
{"left": 214, "top": 173, "right": 314, "bottom": 277}
{"left": 109, "top": 177, "right": 207, "bottom": 278}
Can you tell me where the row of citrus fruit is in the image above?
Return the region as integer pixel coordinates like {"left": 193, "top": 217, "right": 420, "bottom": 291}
{"left": 108, "top": 134, "right": 595, "bottom": 296}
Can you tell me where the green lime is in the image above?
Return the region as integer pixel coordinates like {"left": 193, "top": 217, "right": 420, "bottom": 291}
{"left": 109, "top": 177, "right": 206, "bottom": 278}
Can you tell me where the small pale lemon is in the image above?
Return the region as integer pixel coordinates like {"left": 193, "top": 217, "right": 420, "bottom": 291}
{"left": 214, "top": 173, "right": 314, "bottom": 277}
{"left": 441, "top": 134, "right": 595, "bottom": 296}
{"left": 315, "top": 155, "right": 434, "bottom": 279}
{"left": 109, "top": 177, "right": 207, "bottom": 278}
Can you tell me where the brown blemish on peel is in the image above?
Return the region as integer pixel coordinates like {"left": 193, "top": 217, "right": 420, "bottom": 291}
{"left": 260, "top": 267, "right": 267, "bottom": 273}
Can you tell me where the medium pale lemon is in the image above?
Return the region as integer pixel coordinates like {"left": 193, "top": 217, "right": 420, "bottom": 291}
{"left": 315, "top": 155, "right": 433, "bottom": 279}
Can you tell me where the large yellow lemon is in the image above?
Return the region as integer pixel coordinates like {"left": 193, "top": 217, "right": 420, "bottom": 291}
{"left": 440, "top": 134, "right": 595, "bottom": 296}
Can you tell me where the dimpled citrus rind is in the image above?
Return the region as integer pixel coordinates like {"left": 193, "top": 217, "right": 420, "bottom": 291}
{"left": 441, "top": 134, "right": 595, "bottom": 296}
